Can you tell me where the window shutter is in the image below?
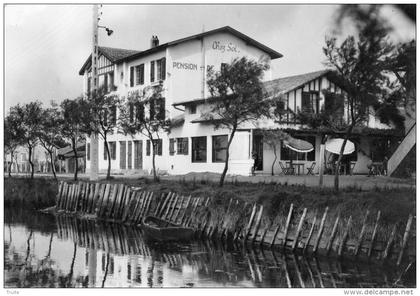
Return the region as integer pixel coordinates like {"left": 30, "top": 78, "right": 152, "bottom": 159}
{"left": 183, "top": 138, "right": 188, "bottom": 155}
{"left": 130, "top": 66, "right": 134, "bottom": 87}
{"left": 104, "top": 142, "right": 108, "bottom": 160}
{"left": 146, "top": 140, "right": 150, "bottom": 156}
{"left": 87, "top": 143, "right": 90, "bottom": 160}
{"left": 140, "top": 64, "right": 144, "bottom": 85}
{"left": 158, "top": 139, "right": 163, "bottom": 155}
{"left": 161, "top": 58, "right": 166, "bottom": 80}
{"left": 150, "top": 61, "right": 155, "bottom": 82}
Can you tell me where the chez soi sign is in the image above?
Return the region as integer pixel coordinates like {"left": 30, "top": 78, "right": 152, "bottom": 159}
{"left": 172, "top": 41, "right": 241, "bottom": 71}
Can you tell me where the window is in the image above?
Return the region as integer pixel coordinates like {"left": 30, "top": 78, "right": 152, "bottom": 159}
{"left": 87, "top": 143, "right": 90, "bottom": 161}
{"left": 134, "top": 140, "right": 142, "bottom": 169}
{"left": 109, "top": 72, "right": 114, "bottom": 91}
{"left": 221, "top": 62, "right": 228, "bottom": 72}
{"left": 156, "top": 58, "right": 166, "bottom": 81}
{"left": 169, "top": 138, "right": 175, "bottom": 156}
{"left": 280, "top": 136, "right": 315, "bottom": 161}
{"left": 149, "top": 99, "right": 155, "bottom": 120}
{"left": 110, "top": 105, "right": 117, "bottom": 125}
{"left": 104, "top": 74, "right": 108, "bottom": 92}
{"left": 120, "top": 141, "right": 126, "bottom": 169}
{"left": 212, "top": 135, "right": 228, "bottom": 162}
{"left": 130, "top": 66, "right": 135, "bottom": 87}
{"left": 127, "top": 141, "right": 132, "bottom": 169}
{"left": 146, "top": 139, "right": 163, "bottom": 156}
{"left": 176, "top": 138, "right": 188, "bottom": 155}
{"left": 156, "top": 98, "right": 165, "bottom": 120}
{"left": 150, "top": 61, "right": 155, "bottom": 82}
{"left": 103, "top": 141, "right": 116, "bottom": 160}
{"left": 135, "top": 64, "right": 144, "bottom": 85}
{"left": 189, "top": 105, "right": 196, "bottom": 114}
{"left": 302, "top": 91, "right": 320, "bottom": 113}
{"left": 87, "top": 77, "right": 91, "bottom": 94}
{"left": 192, "top": 136, "right": 207, "bottom": 163}
{"left": 136, "top": 102, "right": 145, "bottom": 122}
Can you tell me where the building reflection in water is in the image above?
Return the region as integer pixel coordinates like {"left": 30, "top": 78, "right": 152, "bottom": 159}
{"left": 4, "top": 210, "right": 415, "bottom": 288}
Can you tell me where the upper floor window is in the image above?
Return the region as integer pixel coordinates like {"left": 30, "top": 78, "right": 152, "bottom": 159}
{"left": 146, "top": 139, "right": 163, "bottom": 156}
{"left": 150, "top": 58, "right": 166, "bottom": 83}
{"left": 149, "top": 98, "right": 165, "bottom": 121}
{"left": 189, "top": 104, "right": 197, "bottom": 114}
{"left": 135, "top": 64, "right": 145, "bottom": 85}
{"left": 302, "top": 91, "right": 319, "bottom": 113}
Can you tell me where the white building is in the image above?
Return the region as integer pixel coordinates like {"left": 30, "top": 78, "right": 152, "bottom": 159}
{"left": 79, "top": 26, "right": 406, "bottom": 177}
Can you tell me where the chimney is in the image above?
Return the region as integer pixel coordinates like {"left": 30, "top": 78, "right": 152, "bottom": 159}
{"left": 150, "top": 35, "right": 159, "bottom": 48}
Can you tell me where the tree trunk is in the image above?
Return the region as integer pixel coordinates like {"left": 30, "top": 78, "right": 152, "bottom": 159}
{"left": 219, "top": 128, "right": 237, "bottom": 187}
{"left": 334, "top": 125, "right": 355, "bottom": 191}
{"left": 8, "top": 150, "right": 14, "bottom": 177}
{"left": 151, "top": 141, "right": 158, "bottom": 182}
{"left": 28, "top": 143, "right": 34, "bottom": 179}
{"left": 271, "top": 144, "right": 277, "bottom": 176}
{"left": 72, "top": 139, "right": 79, "bottom": 181}
{"left": 104, "top": 137, "right": 112, "bottom": 180}
{"left": 48, "top": 150, "right": 57, "bottom": 180}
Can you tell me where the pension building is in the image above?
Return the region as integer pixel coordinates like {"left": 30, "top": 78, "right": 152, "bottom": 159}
{"left": 79, "top": 26, "right": 409, "bottom": 177}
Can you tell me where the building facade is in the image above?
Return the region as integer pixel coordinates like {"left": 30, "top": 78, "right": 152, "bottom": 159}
{"left": 79, "top": 26, "right": 402, "bottom": 177}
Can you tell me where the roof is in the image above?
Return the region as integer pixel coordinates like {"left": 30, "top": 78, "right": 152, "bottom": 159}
{"left": 79, "top": 26, "right": 282, "bottom": 75}
{"left": 173, "top": 70, "right": 332, "bottom": 107}
{"left": 264, "top": 70, "right": 330, "bottom": 95}
{"left": 57, "top": 142, "right": 86, "bottom": 159}
{"left": 79, "top": 46, "right": 141, "bottom": 75}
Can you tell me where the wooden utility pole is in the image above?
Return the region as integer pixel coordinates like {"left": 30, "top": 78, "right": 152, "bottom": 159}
{"left": 90, "top": 4, "right": 99, "bottom": 181}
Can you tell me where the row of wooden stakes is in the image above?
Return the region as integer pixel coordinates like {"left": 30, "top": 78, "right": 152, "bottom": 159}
{"left": 54, "top": 181, "right": 415, "bottom": 266}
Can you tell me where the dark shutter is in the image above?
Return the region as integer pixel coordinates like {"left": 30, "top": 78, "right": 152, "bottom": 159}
{"left": 149, "top": 100, "right": 155, "bottom": 120}
{"left": 104, "top": 74, "right": 108, "bottom": 92}
{"left": 302, "top": 92, "right": 311, "bottom": 113}
{"left": 161, "top": 58, "right": 166, "bottom": 80}
{"left": 146, "top": 140, "right": 150, "bottom": 156}
{"left": 87, "top": 143, "right": 90, "bottom": 161}
{"left": 127, "top": 141, "right": 132, "bottom": 169}
{"left": 169, "top": 138, "right": 175, "bottom": 155}
{"left": 140, "top": 64, "right": 144, "bottom": 84}
{"left": 158, "top": 139, "right": 163, "bottom": 155}
{"left": 136, "top": 103, "right": 144, "bottom": 122}
{"left": 119, "top": 141, "right": 126, "bottom": 169}
{"left": 130, "top": 66, "right": 134, "bottom": 87}
{"left": 150, "top": 61, "right": 155, "bottom": 82}
{"left": 104, "top": 142, "right": 108, "bottom": 160}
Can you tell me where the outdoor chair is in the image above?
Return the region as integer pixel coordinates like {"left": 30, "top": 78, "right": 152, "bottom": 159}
{"left": 306, "top": 162, "right": 316, "bottom": 175}
{"left": 279, "top": 162, "right": 294, "bottom": 175}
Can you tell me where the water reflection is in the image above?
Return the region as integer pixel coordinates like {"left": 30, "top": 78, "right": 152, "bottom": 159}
{"left": 4, "top": 208, "right": 415, "bottom": 288}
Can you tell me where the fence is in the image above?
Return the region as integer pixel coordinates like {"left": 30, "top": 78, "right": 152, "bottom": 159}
{"left": 54, "top": 181, "right": 415, "bottom": 266}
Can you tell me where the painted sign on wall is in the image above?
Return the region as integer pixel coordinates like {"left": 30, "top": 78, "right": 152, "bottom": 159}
{"left": 212, "top": 41, "right": 240, "bottom": 53}
{"left": 173, "top": 62, "right": 198, "bottom": 70}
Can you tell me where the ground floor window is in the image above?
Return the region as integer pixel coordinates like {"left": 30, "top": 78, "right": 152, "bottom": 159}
{"left": 127, "top": 141, "right": 132, "bottom": 169}
{"left": 212, "top": 135, "right": 228, "bottom": 162}
{"left": 104, "top": 141, "right": 116, "bottom": 160}
{"left": 177, "top": 137, "right": 188, "bottom": 155}
{"left": 119, "top": 141, "right": 126, "bottom": 169}
{"left": 146, "top": 139, "right": 163, "bottom": 156}
{"left": 281, "top": 136, "right": 316, "bottom": 161}
{"left": 134, "top": 140, "right": 142, "bottom": 169}
{"left": 87, "top": 143, "right": 90, "bottom": 161}
{"left": 192, "top": 136, "right": 207, "bottom": 163}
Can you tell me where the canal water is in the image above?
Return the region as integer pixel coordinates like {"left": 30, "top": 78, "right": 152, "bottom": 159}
{"left": 4, "top": 207, "right": 415, "bottom": 288}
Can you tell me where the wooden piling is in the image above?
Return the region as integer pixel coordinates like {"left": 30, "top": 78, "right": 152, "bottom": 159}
{"left": 326, "top": 214, "right": 340, "bottom": 254}
{"left": 186, "top": 197, "right": 201, "bottom": 227}
{"left": 397, "top": 214, "right": 413, "bottom": 266}
{"left": 163, "top": 193, "right": 175, "bottom": 220}
{"left": 368, "top": 211, "right": 381, "bottom": 257}
{"left": 159, "top": 192, "right": 173, "bottom": 218}
{"left": 283, "top": 203, "right": 294, "bottom": 247}
{"left": 143, "top": 192, "right": 154, "bottom": 217}
{"left": 292, "top": 208, "right": 307, "bottom": 251}
{"left": 244, "top": 203, "right": 257, "bottom": 241}
{"left": 270, "top": 225, "right": 281, "bottom": 247}
{"left": 383, "top": 224, "right": 397, "bottom": 260}
{"left": 168, "top": 195, "right": 179, "bottom": 221}
{"left": 154, "top": 192, "right": 167, "bottom": 216}
{"left": 106, "top": 184, "right": 118, "bottom": 219}
{"left": 354, "top": 210, "right": 370, "bottom": 256}
{"left": 178, "top": 195, "right": 192, "bottom": 225}
{"left": 313, "top": 207, "right": 328, "bottom": 253}
{"left": 112, "top": 184, "right": 124, "bottom": 219}
{"left": 251, "top": 205, "right": 264, "bottom": 243}
{"left": 55, "top": 181, "right": 64, "bottom": 208}
{"left": 338, "top": 216, "right": 352, "bottom": 257}
{"left": 172, "top": 196, "right": 184, "bottom": 223}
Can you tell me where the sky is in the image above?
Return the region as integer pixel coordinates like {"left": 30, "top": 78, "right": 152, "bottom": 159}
{"left": 4, "top": 4, "right": 415, "bottom": 111}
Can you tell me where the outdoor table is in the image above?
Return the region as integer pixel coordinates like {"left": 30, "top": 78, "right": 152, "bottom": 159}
{"left": 292, "top": 163, "right": 305, "bottom": 175}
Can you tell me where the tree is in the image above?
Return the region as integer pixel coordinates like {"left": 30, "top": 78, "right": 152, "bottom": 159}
{"left": 304, "top": 5, "right": 403, "bottom": 191}
{"left": 119, "top": 84, "right": 171, "bottom": 182}
{"left": 4, "top": 114, "right": 25, "bottom": 177}
{"left": 206, "top": 57, "right": 272, "bottom": 186}
{"left": 8, "top": 102, "right": 44, "bottom": 179}
{"left": 38, "top": 102, "right": 66, "bottom": 180}
{"left": 60, "top": 98, "right": 87, "bottom": 181}
{"left": 260, "top": 129, "right": 290, "bottom": 176}
{"left": 82, "top": 88, "right": 120, "bottom": 179}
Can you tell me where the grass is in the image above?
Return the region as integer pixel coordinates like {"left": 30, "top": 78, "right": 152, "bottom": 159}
{"left": 5, "top": 176, "right": 415, "bottom": 231}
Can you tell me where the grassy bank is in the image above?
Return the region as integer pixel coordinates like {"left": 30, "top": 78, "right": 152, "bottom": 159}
{"left": 5, "top": 176, "right": 415, "bottom": 229}
{"left": 4, "top": 177, "right": 58, "bottom": 209}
